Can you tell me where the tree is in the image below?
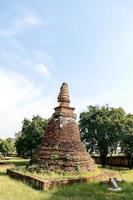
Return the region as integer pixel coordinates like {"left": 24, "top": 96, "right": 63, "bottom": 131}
{"left": 79, "top": 105, "right": 125, "bottom": 166}
{"left": 15, "top": 115, "right": 49, "bottom": 158}
{"left": 0, "top": 138, "right": 15, "bottom": 156}
{"left": 120, "top": 114, "right": 133, "bottom": 169}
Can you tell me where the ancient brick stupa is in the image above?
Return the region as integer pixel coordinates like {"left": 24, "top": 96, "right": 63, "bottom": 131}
{"left": 31, "top": 82, "right": 95, "bottom": 172}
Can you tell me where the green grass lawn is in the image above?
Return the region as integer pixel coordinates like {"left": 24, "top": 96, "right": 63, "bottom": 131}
{"left": 14, "top": 165, "right": 105, "bottom": 180}
{"left": 0, "top": 158, "right": 29, "bottom": 166}
{"left": 0, "top": 165, "right": 133, "bottom": 200}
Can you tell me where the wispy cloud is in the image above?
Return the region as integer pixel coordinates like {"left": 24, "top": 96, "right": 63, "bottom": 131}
{"left": 0, "top": 13, "right": 45, "bottom": 37}
{"left": 0, "top": 68, "right": 55, "bottom": 138}
{"left": 0, "top": 69, "right": 40, "bottom": 111}
{"left": 37, "top": 63, "right": 50, "bottom": 77}
{"left": 0, "top": 23, "right": 56, "bottom": 138}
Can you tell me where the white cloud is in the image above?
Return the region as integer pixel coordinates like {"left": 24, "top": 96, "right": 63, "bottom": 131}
{"left": 0, "top": 69, "right": 39, "bottom": 111}
{"left": 0, "top": 69, "right": 56, "bottom": 139}
{"left": 0, "top": 13, "right": 45, "bottom": 37}
{"left": 13, "top": 14, "right": 44, "bottom": 28}
{"left": 37, "top": 63, "right": 50, "bottom": 77}
{"left": 0, "top": 40, "right": 56, "bottom": 139}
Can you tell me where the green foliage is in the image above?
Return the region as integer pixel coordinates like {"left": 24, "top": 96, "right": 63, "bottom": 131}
{"left": 75, "top": 165, "right": 81, "bottom": 172}
{"left": 15, "top": 115, "right": 49, "bottom": 158}
{"left": 120, "top": 114, "right": 133, "bottom": 169}
{"left": 64, "top": 154, "right": 73, "bottom": 161}
{"left": 79, "top": 105, "right": 125, "bottom": 166}
{"left": 50, "top": 154, "right": 59, "bottom": 160}
{"left": 26, "top": 164, "right": 40, "bottom": 172}
{"left": 0, "top": 138, "right": 15, "bottom": 156}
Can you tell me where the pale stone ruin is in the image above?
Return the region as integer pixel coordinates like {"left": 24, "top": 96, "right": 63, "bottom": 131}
{"left": 31, "top": 82, "right": 95, "bottom": 172}
{"left": 108, "top": 178, "right": 122, "bottom": 191}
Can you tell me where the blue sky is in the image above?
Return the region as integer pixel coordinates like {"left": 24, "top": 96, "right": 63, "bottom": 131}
{"left": 0, "top": 0, "right": 133, "bottom": 138}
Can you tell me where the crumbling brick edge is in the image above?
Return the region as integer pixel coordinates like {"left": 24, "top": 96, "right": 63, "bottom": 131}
{"left": 7, "top": 169, "right": 119, "bottom": 190}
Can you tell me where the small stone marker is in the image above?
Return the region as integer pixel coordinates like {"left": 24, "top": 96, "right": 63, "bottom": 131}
{"left": 109, "top": 177, "right": 122, "bottom": 191}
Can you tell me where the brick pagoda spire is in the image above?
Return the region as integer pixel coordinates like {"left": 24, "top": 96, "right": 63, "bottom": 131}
{"left": 31, "top": 82, "right": 95, "bottom": 172}
{"left": 54, "top": 82, "right": 76, "bottom": 120}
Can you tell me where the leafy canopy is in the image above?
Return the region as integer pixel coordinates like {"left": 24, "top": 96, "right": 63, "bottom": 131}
{"left": 79, "top": 105, "right": 125, "bottom": 165}
{"left": 15, "top": 115, "right": 49, "bottom": 158}
{"left": 0, "top": 138, "right": 15, "bottom": 156}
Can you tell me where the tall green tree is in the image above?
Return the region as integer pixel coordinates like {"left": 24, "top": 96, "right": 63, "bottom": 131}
{"left": 79, "top": 105, "right": 125, "bottom": 166}
{"left": 120, "top": 114, "right": 133, "bottom": 169}
{"left": 15, "top": 115, "right": 49, "bottom": 158}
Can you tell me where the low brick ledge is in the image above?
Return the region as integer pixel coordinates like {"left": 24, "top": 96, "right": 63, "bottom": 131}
{"left": 7, "top": 169, "right": 119, "bottom": 190}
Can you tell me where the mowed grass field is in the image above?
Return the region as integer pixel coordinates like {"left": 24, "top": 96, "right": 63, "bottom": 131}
{"left": 0, "top": 165, "right": 133, "bottom": 200}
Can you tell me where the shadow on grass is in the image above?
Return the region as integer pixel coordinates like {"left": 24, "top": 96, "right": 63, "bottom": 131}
{"left": 46, "top": 181, "right": 133, "bottom": 200}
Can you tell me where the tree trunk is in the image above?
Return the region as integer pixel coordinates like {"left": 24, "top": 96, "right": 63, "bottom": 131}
{"left": 127, "top": 157, "right": 132, "bottom": 169}
{"left": 101, "top": 155, "right": 107, "bottom": 167}
{"left": 131, "top": 157, "right": 133, "bottom": 169}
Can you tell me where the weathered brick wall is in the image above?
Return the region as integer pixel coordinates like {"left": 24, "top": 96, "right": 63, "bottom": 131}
{"left": 93, "top": 156, "right": 129, "bottom": 167}
{"left": 7, "top": 169, "right": 119, "bottom": 190}
{"left": 43, "top": 119, "right": 81, "bottom": 144}
{"left": 32, "top": 115, "right": 95, "bottom": 172}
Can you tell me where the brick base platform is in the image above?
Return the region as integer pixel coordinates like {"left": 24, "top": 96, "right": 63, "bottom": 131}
{"left": 7, "top": 169, "right": 119, "bottom": 190}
